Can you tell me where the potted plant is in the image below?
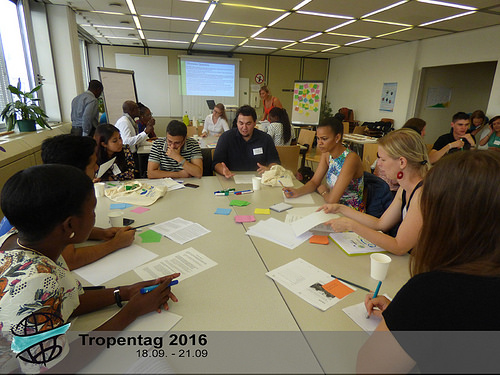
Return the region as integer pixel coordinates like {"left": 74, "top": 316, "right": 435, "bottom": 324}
{"left": 1, "top": 80, "right": 50, "bottom": 132}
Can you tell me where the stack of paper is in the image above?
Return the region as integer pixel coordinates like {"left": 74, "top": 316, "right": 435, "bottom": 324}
{"left": 151, "top": 217, "right": 210, "bottom": 245}
{"left": 162, "top": 177, "right": 185, "bottom": 191}
{"left": 329, "top": 232, "right": 386, "bottom": 255}
{"left": 246, "top": 218, "right": 311, "bottom": 249}
{"left": 233, "top": 174, "right": 255, "bottom": 184}
{"left": 289, "top": 211, "right": 340, "bottom": 237}
{"left": 286, "top": 210, "right": 339, "bottom": 235}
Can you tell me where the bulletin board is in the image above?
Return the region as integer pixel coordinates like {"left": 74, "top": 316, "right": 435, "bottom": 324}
{"left": 291, "top": 81, "right": 323, "bottom": 126}
{"left": 98, "top": 67, "right": 138, "bottom": 125}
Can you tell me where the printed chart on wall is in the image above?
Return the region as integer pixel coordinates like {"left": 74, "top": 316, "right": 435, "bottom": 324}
{"left": 380, "top": 82, "right": 397, "bottom": 112}
{"left": 291, "top": 81, "right": 323, "bottom": 126}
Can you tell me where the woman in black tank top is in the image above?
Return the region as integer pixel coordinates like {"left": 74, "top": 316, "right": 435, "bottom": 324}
{"left": 321, "top": 129, "right": 430, "bottom": 255}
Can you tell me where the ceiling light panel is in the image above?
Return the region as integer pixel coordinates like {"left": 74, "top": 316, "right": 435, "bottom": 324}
{"left": 312, "top": 33, "right": 366, "bottom": 45}
{"left": 202, "top": 23, "right": 262, "bottom": 36}
{"left": 351, "top": 38, "right": 404, "bottom": 48}
{"left": 197, "top": 34, "right": 248, "bottom": 45}
{"left": 257, "top": 28, "right": 315, "bottom": 41}
{"left": 134, "top": 0, "right": 207, "bottom": 20}
{"left": 143, "top": 31, "right": 193, "bottom": 42}
{"left": 210, "top": 4, "right": 281, "bottom": 25}
{"left": 430, "top": 10, "right": 500, "bottom": 31}
{"left": 273, "top": 12, "right": 354, "bottom": 31}
{"left": 139, "top": 17, "right": 200, "bottom": 33}
{"left": 366, "top": 1, "right": 465, "bottom": 25}
{"left": 331, "top": 18, "right": 411, "bottom": 37}
{"left": 297, "top": 0, "right": 397, "bottom": 19}
{"left": 381, "top": 27, "right": 451, "bottom": 41}
{"left": 416, "top": 0, "right": 477, "bottom": 10}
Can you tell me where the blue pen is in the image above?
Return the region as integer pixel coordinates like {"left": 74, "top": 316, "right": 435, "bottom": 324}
{"left": 366, "top": 280, "right": 382, "bottom": 319}
{"left": 140, "top": 279, "right": 179, "bottom": 294}
{"left": 279, "top": 180, "right": 290, "bottom": 193}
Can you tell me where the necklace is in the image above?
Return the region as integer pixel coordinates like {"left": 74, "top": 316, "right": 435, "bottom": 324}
{"left": 16, "top": 238, "right": 45, "bottom": 257}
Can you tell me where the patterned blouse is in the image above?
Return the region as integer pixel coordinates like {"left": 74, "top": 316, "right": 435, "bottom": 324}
{"left": 0, "top": 230, "right": 82, "bottom": 372}
{"left": 99, "top": 144, "right": 136, "bottom": 181}
{"left": 267, "top": 122, "right": 291, "bottom": 146}
{"left": 326, "top": 149, "right": 364, "bottom": 211}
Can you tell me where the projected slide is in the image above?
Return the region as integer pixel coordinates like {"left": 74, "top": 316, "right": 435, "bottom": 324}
{"left": 184, "top": 61, "right": 235, "bottom": 96}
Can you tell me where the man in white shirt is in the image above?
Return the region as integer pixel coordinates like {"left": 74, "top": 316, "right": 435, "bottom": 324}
{"left": 114, "top": 100, "right": 154, "bottom": 153}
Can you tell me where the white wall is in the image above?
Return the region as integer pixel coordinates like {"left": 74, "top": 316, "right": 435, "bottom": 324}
{"left": 327, "top": 24, "right": 500, "bottom": 128}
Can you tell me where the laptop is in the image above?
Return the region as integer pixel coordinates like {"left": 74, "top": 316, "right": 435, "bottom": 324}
{"left": 206, "top": 100, "right": 216, "bottom": 110}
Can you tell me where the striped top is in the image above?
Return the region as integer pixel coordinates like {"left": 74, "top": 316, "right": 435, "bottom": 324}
{"left": 148, "top": 137, "right": 202, "bottom": 171}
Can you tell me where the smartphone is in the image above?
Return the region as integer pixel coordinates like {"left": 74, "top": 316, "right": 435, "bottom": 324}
{"left": 123, "top": 218, "right": 135, "bottom": 226}
{"left": 185, "top": 183, "right": 199, "bottom": 188}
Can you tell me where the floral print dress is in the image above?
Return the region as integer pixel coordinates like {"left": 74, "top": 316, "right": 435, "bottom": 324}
{"left": 326, "top": 149, "right": 364, "bottom": 211}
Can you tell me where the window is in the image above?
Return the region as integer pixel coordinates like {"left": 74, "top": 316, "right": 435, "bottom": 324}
{"left": 0, "top": 0, "right": 35, "bottom": 131}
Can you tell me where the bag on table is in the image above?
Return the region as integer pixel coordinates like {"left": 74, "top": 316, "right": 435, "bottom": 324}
{"left": 261, "top": 165, "right": 294, "bottom": 187}
{"left": 104, "top": 180, "right": 167, "bottom": 206}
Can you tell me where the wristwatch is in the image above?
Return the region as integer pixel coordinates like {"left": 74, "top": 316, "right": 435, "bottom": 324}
{"left": 114, "top": 287, "right": 123, "bottom": 308}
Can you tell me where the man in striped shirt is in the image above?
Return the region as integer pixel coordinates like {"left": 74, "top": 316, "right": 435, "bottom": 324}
{"left": 147, "top": 120, "right": 203, "bottom": 178}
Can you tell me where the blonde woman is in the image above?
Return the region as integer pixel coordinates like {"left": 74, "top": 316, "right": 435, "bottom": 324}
{"left": 259, "top": 85, "right": 283, "bottom": 121}
{"left": 321, "top": 129, "right": 431, "bottom": 255}
{"left": 201, "top": 103, "right": 229, "bottom": 137}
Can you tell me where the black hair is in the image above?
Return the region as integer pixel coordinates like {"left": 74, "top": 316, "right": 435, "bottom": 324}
{"left": 403, "top": 117, "right": 426, "bottom": 135}
{"left": 137, "top": 102, "right": 149, "bottom": 116}
{"left": 41, "top": 135, "right": 96, "bottom": 172}
{"left": 88, "top": 80, "right": 103, "bottom": 92}
{"left": 452, "top": 112, "right": 470, "bottom": 122}
{"left": 318, "top": 116, "right": 343, "bottom": 140}
{"left": 167, "top": 120, "right": 187, "bottom": 137}
{"left": 94, "top": 124, "right": 127, "bottom": 172}
{"left": 268, "top": 107, "right": 292, "bottom": 144}
{"left": 1, "top": 164, "right": 94, "bottom": 242}
{"left": 236, "top": 105, "right": 257, "bottom": 122}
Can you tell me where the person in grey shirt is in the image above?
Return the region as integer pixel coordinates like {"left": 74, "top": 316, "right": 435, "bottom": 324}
{"left": 70, "top": 80, "right": 103, "bottom": 136}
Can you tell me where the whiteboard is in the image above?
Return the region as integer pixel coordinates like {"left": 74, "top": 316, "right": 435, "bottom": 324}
{"left": 98, "top": 67, "right": 137, "bottom": 125}
{"left": 291, "top": 81, "right": 323, "bottom": 126}
{"left": 115, "top": 54, "right": 170, "bottom": 117}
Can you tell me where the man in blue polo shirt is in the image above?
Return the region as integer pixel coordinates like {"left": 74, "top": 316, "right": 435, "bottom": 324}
{"left": 212, "top": 105, "right": 281, "bottom": 178}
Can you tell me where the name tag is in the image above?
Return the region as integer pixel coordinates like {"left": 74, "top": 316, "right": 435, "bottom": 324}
{"left": 494, "top": 140, "right": 500, "bottom": 146}
{"left": 112, "top": 164, "right": 122, "bottom": 175}
{"left": 253, "top": 147, "right": 263, "bottom": 155}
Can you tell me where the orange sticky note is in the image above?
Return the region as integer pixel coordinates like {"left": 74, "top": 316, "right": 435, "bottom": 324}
{"left": 309, "top": 235, "right": 329, "bottom": 245}
{"left": 322, "top": 279, "right": 354, "bottom": 299}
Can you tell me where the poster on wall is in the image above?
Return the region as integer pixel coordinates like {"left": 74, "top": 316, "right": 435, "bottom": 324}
{"left": 291, "top": 81, "right": 323, "bottom": 125}
{"left": 380, "top": 82, "right": 397, "bottom": 112}
{"left": 426, "top": 87, "right": 452, "bottom": 108}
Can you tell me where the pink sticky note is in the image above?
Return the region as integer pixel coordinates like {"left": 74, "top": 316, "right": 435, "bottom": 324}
{"left": 131, "top": 207, "right": 150, "bottom": 214}
{"left": 235, "top": 215, "right": 256, "bottom": 223}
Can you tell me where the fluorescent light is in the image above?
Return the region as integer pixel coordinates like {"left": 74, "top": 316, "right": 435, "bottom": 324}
{"left": 240, "top": 45, "right": 277, "bottom": 50}
{"left": 282, "top": 42, "right": 298, "bottom": 49}
{"left": 180, "top": 0, "right": 209, "bottom": 3}
{"left": 361, "top": 0, "right": 409, "bottom": 18}
{"left": 221, "top": 3, "right": 284, "bottom": 12}
{"left": 376, "top": 27, "right": 413, "bottom": 38}
{"left": 125, "top": 0, "right": 137, "bottom": 15}
{"left": 203, "top": 33, "right": 247, "bottom": 39}
{"left": 363, "top": 19, "right": 412, "bottom": 27}
{"left": 132, "top": 15, "right": 141, "bottom": 30}
{"left": 196, "top": 21, "right": 207, "bottom": 34}
{"left": 203, "top": 3, "right": 217, "bottom": 21}
{"left": 345, "top": 37, "right": 371, "bottom": 46}
{"left": 90, "top": 10, "right": 127, "bottom": 16}
{"left": 255, "top": 37, "right": 294, "bottom": 43}
{"left": 211, "top": 21, "right": 262, "bottom": 28}
{"left": 297, "top": 10, "right": 353, "bottom": 20}
{"left": 322, "top": 46, "right": 341, "bottom": 52}
{"left": 303, "top": 41, "right": 339, "bottom": 46}
{"left": 267, "top": 12, "right": 291, "bottom": 27}
{"left": 419, "top": 10, "right": 475, "bottom": 26}
{"left": 251, "top": 27, "right": 267, "bottom": 38}
{"left": 104, "top": 36, "right": 138, "bottom": 40}
{"left": 148, "top": 39, "right": 190, "bottom": 44}
{"left": 292, "top": 0, "right": 312, "bottom": 11}
{"left": 417, "top": 0, "right": 477, "bottom": 10}
{"left": 238, "top": 38, "right": 249, "bottom": 46}
{"left": 285, "top": 48, "right": 317, "bottom": 52}
{"left": 89, "top": 25, "right": 135, "bottom": 30}
{"left": 141, "top": 14, "right": 198, "bottom": 22}
{"left": 325, "top": 20, "right": 357, "bottom": 32}
{"left": 198, "top": 42, "right": 234, "bottom": 46}
{"left": 138, "top": 29, "right": 145, "bottom": 39}
{"left": 328, "top": 32, "right": 369, "bottom": 38}
{"left": 192, "top": 34, "right": 200, "bottom": 43}
{"left": 299, "top": 32, "right": 322, "bottom": 42}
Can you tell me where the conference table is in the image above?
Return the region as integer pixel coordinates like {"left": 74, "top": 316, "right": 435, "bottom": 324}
{"left": 70, "top": 174, "right": 410, "bottom": 374}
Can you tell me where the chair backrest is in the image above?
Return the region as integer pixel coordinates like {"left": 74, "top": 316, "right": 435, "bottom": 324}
{"left": 276, "top": 145, "right": 300, "bottom": 172}
{"left": 343, "top": 121, "right": 350, "bottom": 134}
{"left": 186, "top": 126, "right": 197, "bottom": 138}
{"left": 362, "top": 142, "right": 379, "bottom": 172}
{"left": 297, "top": 129, "right": 316, "bottom": 151}
{"left": 353, "top": 125, "right": 365, "bottom": 135}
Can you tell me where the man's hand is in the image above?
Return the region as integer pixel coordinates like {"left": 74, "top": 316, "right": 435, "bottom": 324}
{"left": 221, "top": 162, "right": 235, "bottom": 179}
{"left": 463, "top": 133, "right": 476, "bottom": 147}
{"left": 166, "top": 146, "right": 183, "bottom": 163}
{"left": 257, "top": 163, "right": 269, "bottom": 174}
{"left": 145, "top": 123, "right": 154, "bottom": 135}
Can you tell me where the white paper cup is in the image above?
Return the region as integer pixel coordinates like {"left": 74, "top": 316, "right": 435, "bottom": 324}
{"left": 370, "top": 253, "right": 392, "bottom": 281}
{"left": 108, "top": 211, "right": 124, "bottom": 227}
{"left": 252, "top": 177, "right": 262, "bottom": 191}
{"left": 94, "top": 182, "right": 105, "bottom": 197}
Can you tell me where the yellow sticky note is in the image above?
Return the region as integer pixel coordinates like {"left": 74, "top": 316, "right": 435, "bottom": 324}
{"left": 254, "top": 208, "right": 271, "bottom": 215}
{"left": 322, "top": 279, "right": 354, "bottom": 299}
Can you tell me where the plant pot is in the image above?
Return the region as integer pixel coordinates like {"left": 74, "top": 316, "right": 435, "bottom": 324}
{"left": 17, "top": 119, "right": 36, "bottom": 132}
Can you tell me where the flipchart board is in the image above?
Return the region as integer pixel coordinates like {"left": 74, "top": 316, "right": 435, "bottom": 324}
{"left": 98, "top": 67, "right": 138, "bottom": 125}
{"left": 291, "top": 81, "right": 323, "bottom": 126}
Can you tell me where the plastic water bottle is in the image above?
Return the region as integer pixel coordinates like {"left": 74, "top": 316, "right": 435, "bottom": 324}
{"left": 182, "top": 112, "right": 189, "bottom": 126}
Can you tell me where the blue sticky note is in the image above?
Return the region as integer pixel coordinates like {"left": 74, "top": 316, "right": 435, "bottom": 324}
{"left": 110, "top": 203, "right": 133, "bottom": 209}
{"left": 215, "top": 208, "right": 232, "bottom": 215}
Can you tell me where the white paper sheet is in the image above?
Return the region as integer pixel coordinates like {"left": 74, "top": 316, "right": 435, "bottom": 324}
{"left": 96, "top": 156, "right": 116, "bottom": 178}
{"left": 290, "top": 211, "right": 340, "bottom": 237}
{"left": 282, "top": 192, "right": 315, "bottom": 204}
{"left": 125, "top": 311, "right": 182, "bottom": 332}
{"left": 246, "top": 218, "right": 311, "bottom": 249}
{"left": 266, "top": 258, "right": 351, "bottom": 311}
{"left": 73, "top": 244, "right": 158, "bottom": 285}
{"left": 329, "top": 232, "right": 386, "bottom": 255}
{"left": 233, "top": 174, "right": 255, "bottom": 184}
{"left": 342, "top": 294, "right": 391, "bottom": 334}
{"left": 162, "top": 177, "right": 185, "bottom": 191}
{"left": 151, "top": 217, "right": 211, "bottom": 245}
{"left": 134, "top": 247, "right": 217, "bottom": 281}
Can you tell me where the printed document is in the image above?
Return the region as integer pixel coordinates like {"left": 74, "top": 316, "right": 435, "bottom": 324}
{"left": 246, "top": 218, "right": 311, "bottom": 249}
{"left": 266, "top": 258, "right": 354, "bottom": 311}
{"left": 96, "top": 156, "right": 116, "bottom": 178}
{"left": 151, "top": 217, "right": 210, "bottom": 245}
{"left": 134, "top": 247, "right": 217, "bottom": 281}
{"left": 330, "top": 232, "right": 386, "bottom": 255}
{"left": 162, "top": 177, "right": 185, "bottom": 191}
{"left": 289, "top": 211, "right": 340, "bottom": 237}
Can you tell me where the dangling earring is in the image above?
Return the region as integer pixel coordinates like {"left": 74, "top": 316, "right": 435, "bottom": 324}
{"left": 69, "top": 232, "right": 75, "bottom": 239}
{"left": 397, "top": 171, "right": 404, "bottom": 179}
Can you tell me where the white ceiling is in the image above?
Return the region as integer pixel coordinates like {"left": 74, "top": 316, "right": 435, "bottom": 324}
{"left": 49, "top": 0, "right": 500, "bottom": 58}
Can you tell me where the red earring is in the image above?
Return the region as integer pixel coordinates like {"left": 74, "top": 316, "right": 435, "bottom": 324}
{"left": 397, "top": 171, "right": 404, "bottom": 179}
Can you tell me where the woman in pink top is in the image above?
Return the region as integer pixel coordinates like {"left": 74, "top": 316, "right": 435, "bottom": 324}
{"left": 259, "top": 85, "right": 283, "bottom": 121}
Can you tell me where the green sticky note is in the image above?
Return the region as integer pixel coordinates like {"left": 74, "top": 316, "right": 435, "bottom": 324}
{"left": 139, "top": 230, "right": 162, "bottom": 243}
{"left": 230, "top": 199, "right": 250, "bottom": 207}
